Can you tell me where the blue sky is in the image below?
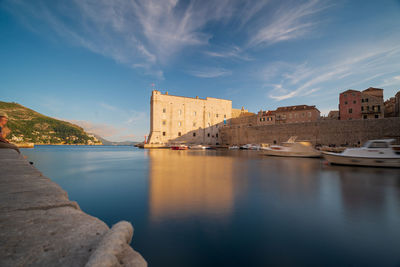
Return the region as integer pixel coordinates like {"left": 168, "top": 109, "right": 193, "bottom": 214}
{"left": 1, "top": 0, "right": 400, "bottom": 141}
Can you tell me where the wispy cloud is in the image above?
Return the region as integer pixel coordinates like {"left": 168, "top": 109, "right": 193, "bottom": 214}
{"left": 204, "top": 46, "right": 252, "bottom": 61}
{"left": 248, "top": 0, "right": 329, "bottom": 47}
{"left": 188, "top": 68, "right": 232, "bottom": 78}
{"left": 264, "top": 43, "right": 400, "bottom": 101}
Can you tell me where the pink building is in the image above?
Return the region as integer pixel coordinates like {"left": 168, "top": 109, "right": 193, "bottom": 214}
{"left": 339, "top": 90, "right": 362, "bottom": 120}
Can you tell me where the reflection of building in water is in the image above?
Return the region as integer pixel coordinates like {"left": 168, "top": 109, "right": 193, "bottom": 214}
{"left": 148, "top": 150, "right": 235, "bottom": 221}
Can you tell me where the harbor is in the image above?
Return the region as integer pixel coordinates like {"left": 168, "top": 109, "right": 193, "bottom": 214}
{"left": 15, "top": 145, "right": 400, "bottom": 266}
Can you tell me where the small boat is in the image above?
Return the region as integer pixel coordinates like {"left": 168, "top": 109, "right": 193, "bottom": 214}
{"left": 171, "top": 144, "right": 188, "bottom": 150}
{"left": 229, "top": 146, "right": 239, "bottom": 150}
{"left": 240, "top": 144, "right": 261, "bottom": 150}
{"left": 189, "top": 145, "right": 207, "bottom": 150}
{"left": 323, "top": 139, "right": 400, "bottom": 168}
{"left": 263, "top": 140, "right": 321, "bottom": 158}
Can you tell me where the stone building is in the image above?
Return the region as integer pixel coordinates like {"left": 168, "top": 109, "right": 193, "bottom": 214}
{"left": 339, "top": 87, "right": 384, "bottom": 120}
{"left": 274, "top": 105, "right": 320, "bottom": 124}
{"left": 327, "top": 110, "right": 339, "bottom": 120}
{"left": 257, "top": 110, "right": 276, "bottom": 125}
{"left": 384, "top": 97, "right": 396, "bottom": 117}
{"left": 395, "top": 91, "right": 400, "bottom": 117}
{"left": 361, "top": 87, "right": 384, "bottom": 119}
{"left": 146, "top": 90, "right": 242, "bottom": 146}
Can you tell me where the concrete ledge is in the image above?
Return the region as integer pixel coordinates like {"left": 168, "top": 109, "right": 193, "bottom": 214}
{"left": 0, "top": 149, "right": 147, "bottom": 267}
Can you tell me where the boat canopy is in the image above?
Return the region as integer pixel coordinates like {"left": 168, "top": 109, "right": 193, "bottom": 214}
{"left": 362, "top": 139, "right": 395, "bottom": 148}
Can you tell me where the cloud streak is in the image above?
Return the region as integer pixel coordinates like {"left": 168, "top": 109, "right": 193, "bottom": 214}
{"left": 265, "top": 43, "right": 400, "bottom": 101}
{"left": 188, "top": 68, "right": 232, "bottom": 78}
{"left": 248, "top": 0, "right": 328, "bottom": 47}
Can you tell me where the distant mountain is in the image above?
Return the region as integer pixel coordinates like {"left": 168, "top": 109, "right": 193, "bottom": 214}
{"left": 91, "top": 134, "right": 138, "bottom": 146}
{"left": 0, "top": 101, "right": 102, "bottom": 145}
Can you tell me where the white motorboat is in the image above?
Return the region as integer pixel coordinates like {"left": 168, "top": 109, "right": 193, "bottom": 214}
{"left": 263, "top": 141, "right": 321, "bottom": 158}
{"left": 229, "top": 146, "right": 239, "bottom": 150}
{"left": 189, "top": 145, "right": 208, "bottom": 150}
{"left": 323, "top": 139, "right": 400, "bottom": 168}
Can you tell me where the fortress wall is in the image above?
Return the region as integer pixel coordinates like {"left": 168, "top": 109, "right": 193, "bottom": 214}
{"left": 220, "top": 117, "right": 400, "bottom": 146}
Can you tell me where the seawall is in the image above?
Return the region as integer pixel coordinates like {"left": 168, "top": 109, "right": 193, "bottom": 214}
{"left": 0, "top": 149, "right": 147, "bottom": 267}
{"left": 220, "top": 117, "right": 400, "bottom": 146}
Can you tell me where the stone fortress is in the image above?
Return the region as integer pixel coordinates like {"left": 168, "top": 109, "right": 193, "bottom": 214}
{"left": 145, "top": 90, "right": 249, "bottom": 147}
{"left": 145, "top": 88, "right": 400, "bottom": 148}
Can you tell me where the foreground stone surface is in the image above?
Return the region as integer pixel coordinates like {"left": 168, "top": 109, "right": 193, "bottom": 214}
{"left": 0, "top": 149, "right": 146, "bottom": 267}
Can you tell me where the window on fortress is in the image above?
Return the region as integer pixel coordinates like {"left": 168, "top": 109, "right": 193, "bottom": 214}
{"left": 361, "top": 106, "right": 364, "bottom": 111}
{"left": 366, "top": 98, "right": 369, "bottom": 102}
{"left": 378, "top": 105, "right": 381, "bottom": 111}
{"left": 260, "top": 118, "right": 262, "bottom": 122}
{"left": 193, "top": 122, "right": 196, "bottom": 127}
{"left": 349, "top": 108, "right": 353, "bottom": 114}
{"left": 163, "top": 132, "right": 166, "bottom": 136}
{"left": 362, "top": 99, "right": 364, "bottom": 103}
{"left": 178, "top": 121, "right": 182, "bottom": 127}
{"left": 178, "top": 132, "right": 181, "bottom": 136}
{"left": 363, "top": 115, "right": 367, "bottom": 119}
{"left": 162, "top": 120, "right": 166, "bottom": 125}
{"left": 353, "top": 100, "right": 356, "bottom": 104}
{"left": 194, "top": 111, "right": 197, "bottom": 116}
{"left": 367, "top": 106, "right": 370, "bottom": 111}
{"left": 375, "top": 114, "right": 379, "bottom": 118}
{"left": 193, "top": 133, "right": 196, "bottom": 137}
{"left": 163, "top": 108, "right": 166, "bottom": 113}
{"left": 207, "top": 133, "right": 210, "bottom": 137}
{"left": 178, "top": 109, "right": 182, "bottom": 115}
{"left": 216, "top": 133, "right": 219, "bottom": 138}
{"left": 216, "top": 114, "right": 219, "bottom": 118}
{"left": 344, "top": 101, "right": 348, "bottom": 105}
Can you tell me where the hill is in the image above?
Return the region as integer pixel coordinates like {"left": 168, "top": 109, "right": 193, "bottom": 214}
{"left": 92, "top": 134, "right": 138, "bottom": 146}
{"left": 0, "top": 101, "right": 102, "bottom": 145}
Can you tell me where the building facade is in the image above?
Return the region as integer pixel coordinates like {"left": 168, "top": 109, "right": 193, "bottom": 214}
{"left": 339, "top": 87, "right": 384, "bottom": 120}
{"left": 339, "top": 89, "right": 362, "bottom": 120}
{"left": 146, "top": 90, "right": 233, "bottom": 146}
{"left": 257, "top": 110, "right": 276, "bottom": 125}
{"left": 360, "top": 87, "right": 384, "bottom": 119}
{"left": 395, "top": 91, "right": 400, "bottom": 117}
{"left": 275, "top": 105, "right": 320, "bottom": 124}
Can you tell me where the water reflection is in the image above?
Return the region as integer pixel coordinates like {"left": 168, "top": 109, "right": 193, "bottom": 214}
{"left": 21, "top": 147, "right": 400, "bottom": 266}
{"left": 148, "top": 150, "right": 235, "bottom": 222}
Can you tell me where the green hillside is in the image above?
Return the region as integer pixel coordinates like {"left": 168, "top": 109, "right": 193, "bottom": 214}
{"left": 0, "top": 101, "right": 102, "bottom": 145}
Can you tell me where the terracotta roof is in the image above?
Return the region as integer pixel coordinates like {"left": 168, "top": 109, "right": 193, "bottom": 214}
{"left": 340, "top": 89, "right": 360, "bottom": 94}
{"left": 363, "top": 87, "right": 383, "bottom": 92}
{"left": 276, "top": 105, "right": 318, "bottom": 112}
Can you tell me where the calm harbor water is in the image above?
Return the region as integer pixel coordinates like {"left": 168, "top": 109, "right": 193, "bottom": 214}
{"left": 22, "top": 145, "right": 400, "bottom": 266}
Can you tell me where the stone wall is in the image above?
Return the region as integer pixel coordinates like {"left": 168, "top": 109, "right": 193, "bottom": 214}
{"left": 220, "top": 117, "right": 400, "bottom": 146}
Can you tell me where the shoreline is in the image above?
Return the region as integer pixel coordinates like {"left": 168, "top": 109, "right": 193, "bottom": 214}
{"left": 0, "top": 149, "right": 146, "bottom": 266}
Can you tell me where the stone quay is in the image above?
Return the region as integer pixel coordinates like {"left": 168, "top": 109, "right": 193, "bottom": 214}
{"left": 0, "top": 149, "right": 146, "bottom": 267}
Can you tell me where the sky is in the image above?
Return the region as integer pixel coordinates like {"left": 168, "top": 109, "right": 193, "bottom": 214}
{"left": 1, "top": 0, "right": 400, "bottom": 141}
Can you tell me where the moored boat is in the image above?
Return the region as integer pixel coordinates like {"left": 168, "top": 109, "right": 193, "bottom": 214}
{"left": 323, "top": 139, "right": 400, "bottom": 168}
{"left": 263, "top": 140, "right": 321, "bottom": 158}
{"left": 171, "top": 144, "right": 188, "bottom": 150}
{"left": 189, "top": 145, "right": 208, "bottom": 150}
